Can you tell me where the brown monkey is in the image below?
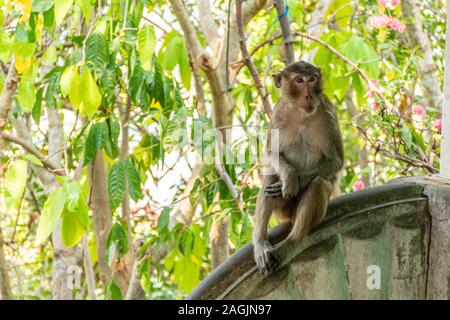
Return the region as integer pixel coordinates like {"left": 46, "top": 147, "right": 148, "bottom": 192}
{"left": 253, "top": 61, "right": 344, "bottom": 276}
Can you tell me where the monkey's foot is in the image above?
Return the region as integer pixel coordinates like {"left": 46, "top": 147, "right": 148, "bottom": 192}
{"left": 254, "top": 241, "right": 281, "bottom": 277}
{"left": 264, "top": 181, "right": 283, "bottom": 198}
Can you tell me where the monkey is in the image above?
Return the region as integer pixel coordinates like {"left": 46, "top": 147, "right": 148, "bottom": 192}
{"left": 253, "top": 61, "right": 344, "bottom": 276}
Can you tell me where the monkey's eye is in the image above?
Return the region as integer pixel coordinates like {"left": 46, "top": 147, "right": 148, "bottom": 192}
{"left": 308, "top": 76, "right": 316, "bottom": 82}
{"left": 295, "top": 77, "right": 304, "bottom": 83}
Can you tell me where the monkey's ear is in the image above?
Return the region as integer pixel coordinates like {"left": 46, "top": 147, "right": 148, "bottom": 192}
{"left": 273, "top": 74, "right": 282, "bottom": 88}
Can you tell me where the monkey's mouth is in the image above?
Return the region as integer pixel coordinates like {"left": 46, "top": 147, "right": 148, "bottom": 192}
{"left": 304, "top": 105, "right": 316, "bottom": 113}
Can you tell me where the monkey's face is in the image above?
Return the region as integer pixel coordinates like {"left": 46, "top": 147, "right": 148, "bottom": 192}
{"left": 273, "top": 62, "right": 323, "bottom": 113}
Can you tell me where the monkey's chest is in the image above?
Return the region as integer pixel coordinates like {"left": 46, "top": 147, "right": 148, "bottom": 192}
{"left": 280, "top": 126, "right": 326, "bottom": 171}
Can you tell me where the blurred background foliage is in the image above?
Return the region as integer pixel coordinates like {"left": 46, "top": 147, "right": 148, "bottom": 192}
{"left": 0, "top": 0, "right": 445, "bottom": 299}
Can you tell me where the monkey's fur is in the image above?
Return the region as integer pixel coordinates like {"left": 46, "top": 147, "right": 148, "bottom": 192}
{"left": 253, "top": 61, "right": 344, "bottom": 276}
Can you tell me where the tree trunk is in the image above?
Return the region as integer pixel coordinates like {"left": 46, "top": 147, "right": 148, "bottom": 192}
{"left": 48, "top": 108, "right": 81, "bottom": 300}
{"left": 168, "top": 0, "right": 269, "bottom": 269}
{"left": 209, "top": 217, "right": 230, "bottom": 269}
{"left": 0, "top": 224, "right": 13, "bottom": 300}
{"left": 89, "top": 150, "right": 112, "bottom": 285}
{"left": 345, "top": 93, "right": 371, "bottom": 188}
{"left": 115, "top": 97, "right": 134, "bottom": 294}
{"left": 0, "top": 58, "right": 18, "bottom": 132}
{"left": 305, "top": 0, "right": 333, "bottom": 61}
{"left": 401, "top": 0, "right": 442, "bottom": 108}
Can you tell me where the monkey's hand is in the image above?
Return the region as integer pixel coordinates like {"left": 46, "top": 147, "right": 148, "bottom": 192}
{"left": 254, "top": 240, "right": 280, "bottom": 277}
{"left": 264, "top": 181, "right": 283, "bottom": 197}
{"left": 264, "top": 178, "right": 299, "bottom": 199}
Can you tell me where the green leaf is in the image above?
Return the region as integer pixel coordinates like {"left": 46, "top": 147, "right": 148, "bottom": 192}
{"left": 101, "top": 67, "right": 117, "bottom": 101}
{"left": 41, "top": 45, "right": 57, "bottom": 66}
{"left": 61, "top": 181, "right": 89, "bottom": 247}
{"left": 108, "top": 160, "right": 126, "bottom": 209}
{"left": 406, "top": 123, "right": 426, "bottom": 153}
{"left": 152, "top": 58, "right": 165, "bottom": 106}
{"left": 17, "top": 78, "right": 36, "bottom": 112}
{"left": 44, "top": 67, "right": 62, "bottom": 108}
{"left": 106, "top": 222, "right": 129, "bottom": 265}
{"left": 401, "top": 124, "right": 413, "bottom": 149}
{"left": 61, "top": 210, "right": 85, "bottom": 247}
{"left": 83, "top": 122, "right": 108, "bottom": 165}
{"left": 104, "top": 117, "right": 120, "bottom": 159}
{"left": 340, "top": 36, "right": 380, "bottom": 78}
{"left": 105, "top": 280, "right": 122, "bottom": 300}
{"left": 22, "top": 154, "right": 43, "bottom": 167}
{"left": 83, "top": 125, "right": 97, "bottom": 166}
{"left": 161, "top": 32, "right": 182, "bottom": 71}
{"left": 326, "top": 0, "right": 352, "bottom": 29}
{"left": 32, "top": 0, "right": 53, "bottom": 12}
{"left": 125, "top": 159, "right": 143, "bottom": 202}
{"left": 3, "top": 160, "right": 28, "bottom": 207}
{"left": 32, "top": 87, "right": 43, "bottom": 124}
{"left": 85, "top": 33, "right": 109, "bottom": 74}
{"left": 179, "top": 48, "right": 191, "bottom": 90}
{"left": 80, "top": 67, "right": 102, "bottom": 118}
{"left": 157, "top": 207, "right": 171, "bottom": 232}
{"left": 36, "top": 187, "right": 66, "bottom": 244}
{"left": 239, "top": 214, "right": 252, "bottom": 245}
{"left": 129, "top": 63, "right": 143, "bottom": 104}
{"left": 0, "top": 30, "right": 11, "bottom": 63}
{"left": 80, "top": 0, "right": 91, "bottom": 24}
{"left": 68, "top": 68, "right": 82, "bottom": 109}
{"left": 60, "top": 66, "right": 75, "bottom": 97}
{"left": 138, "top": 25, "right": 156, "bottom": 71}
{"left": 94, "top": 121, "right": 109, "bottom": 150}
{"left": 54, "top": 0, "right": 73, "bottom": 26}
{"left": 191, "top": 224, "right": 206, "bottom": 257}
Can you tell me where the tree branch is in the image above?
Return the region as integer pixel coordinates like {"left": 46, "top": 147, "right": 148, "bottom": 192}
{"left": 1, "top": 132, "right": 65, "bottom": 175}
{"left": 401, "top": 0, "right": 442, "bottom": 108}
{"left": 0, "top": 224, "right": 13, "bottom": 300}
{"left": 0, "top": 58, "right": 18, "bottom": 133}
{"left": 236, "top": 0, "right": 272, "bottom": 116}
{"left": 195, "top": 0, "right": 220, "bottom": 51}
{"left": 274, "top": 0, "right": 295, "bottom": 64}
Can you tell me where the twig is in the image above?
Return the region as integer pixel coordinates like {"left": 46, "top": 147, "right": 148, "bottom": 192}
{"left": 214, "top": 129, "right": 246, "bottom": 216}
{"left": 1, "top": 132, "right": 65, "bottom": 175}
{"left": 236, "top": 0, "right": 272, "bottom": 117}
{"left": 82, "top": 235, "right": 97, "bottom": 300}
{"left": 274, "top": 0, "right": 295, "bottom": 64}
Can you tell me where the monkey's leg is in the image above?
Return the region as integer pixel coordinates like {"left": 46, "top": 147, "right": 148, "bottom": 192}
{"left": 253, "top": 191, "right": 281, "bottom": 276}
{"left": 277, "top": 177, "right": 333, "bottom": 249}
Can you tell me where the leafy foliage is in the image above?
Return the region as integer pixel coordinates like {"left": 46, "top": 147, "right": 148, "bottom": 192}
{"left": 0, "top": 0, "right": 445, "bottom": 300}
{"left": 108, "top": 160, "right": 126, "bottom": 210}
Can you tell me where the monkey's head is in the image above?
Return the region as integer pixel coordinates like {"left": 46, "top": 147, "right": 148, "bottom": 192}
{"left": 273, "top": 61, "right": 323, "bottom": 113}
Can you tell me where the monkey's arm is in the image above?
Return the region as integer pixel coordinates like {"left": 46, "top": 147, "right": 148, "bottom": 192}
{"left": 265, "top": 153, "right": 299, "bottom": 199}
{"left": 303, "top": 121, "right": 344, "bottom": 180}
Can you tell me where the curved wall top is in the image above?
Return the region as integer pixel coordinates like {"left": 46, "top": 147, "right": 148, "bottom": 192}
{"left": 188, "top": 176, "right": 450, "bottom": 300}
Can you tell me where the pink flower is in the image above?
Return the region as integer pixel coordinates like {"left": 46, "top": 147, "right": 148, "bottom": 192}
{"left": 369, "top": 14, "right": 390, "bottom": 28}
{"left": 413, "top": 104, "right": 425, "bottom": 116}
{"left": 434, "top": 118, "right": 442, "bottom": 131}
{"left": 367, "top": 79, "right": 378, "bottom": 98}
{"left": 388, "top": 18, "right": 406, "bottom": 33}
{"left": 353, "top": 181, "right": 365, "bottom": 191}
{"left": 379, "top": 0, "right": 401, "bottom": 9}
{"left": 373, "top": 102, "right": 379, "bottom": 111}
